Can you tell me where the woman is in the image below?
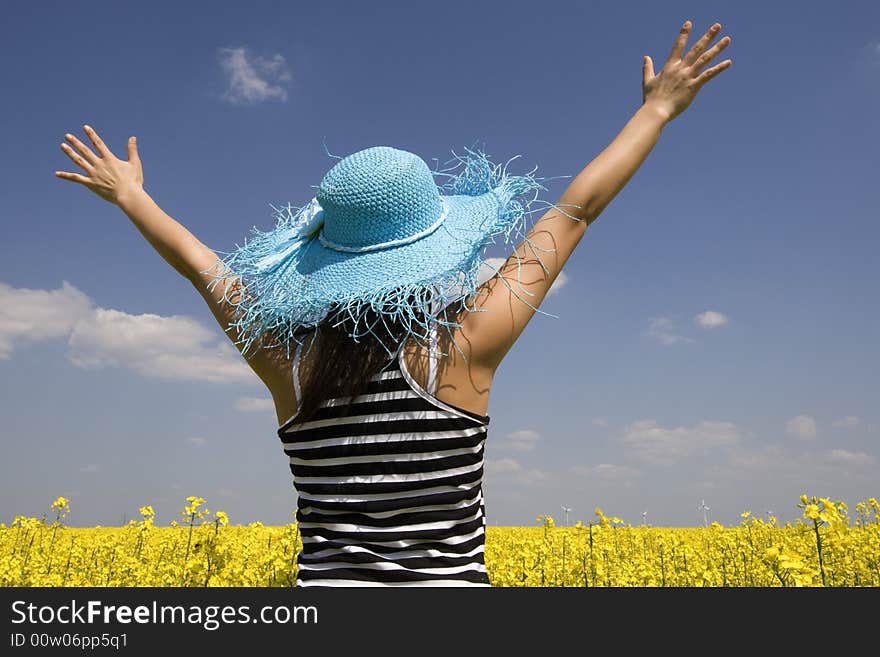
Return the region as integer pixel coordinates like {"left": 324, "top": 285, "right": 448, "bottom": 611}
{"left": 55, "top": 20, "right": 732, "bottom": 586}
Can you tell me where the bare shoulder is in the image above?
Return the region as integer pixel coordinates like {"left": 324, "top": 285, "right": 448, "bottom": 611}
{"left": 260, "top": 336, "right": 311, "bottom": 428}
{"left": 457, "top": 208, "right": 588, "bottom": 371}
{"left": 401, "top": 305, "right": 495, "bottom": 419}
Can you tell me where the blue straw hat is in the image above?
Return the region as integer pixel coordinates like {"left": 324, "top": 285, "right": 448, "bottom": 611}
{"left": 202, "top": 143, "right": 574, "bottom": 360}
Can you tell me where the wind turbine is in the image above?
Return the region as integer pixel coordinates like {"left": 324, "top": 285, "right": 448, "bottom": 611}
{"left": 642, "top": 509, "right": 648, "bottom": 525}
{"left": 698, "top": 499, "right": 710, "bottom": 527}
{"left": 561, "top": 505, "right": 572, "bottom": 527}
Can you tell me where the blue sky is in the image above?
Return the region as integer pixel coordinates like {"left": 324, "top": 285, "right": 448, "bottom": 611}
{"left": 1, "top": 0, "right": 878, "bottom": 528}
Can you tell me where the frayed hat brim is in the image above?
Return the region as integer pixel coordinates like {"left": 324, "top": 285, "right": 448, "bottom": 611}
{"left": 202, "top": 144, "right": 579, "bottom": 360}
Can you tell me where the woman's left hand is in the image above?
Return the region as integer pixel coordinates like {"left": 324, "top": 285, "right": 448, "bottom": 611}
{"left": 55, "top": 125, "right": 144, "bottom": 206}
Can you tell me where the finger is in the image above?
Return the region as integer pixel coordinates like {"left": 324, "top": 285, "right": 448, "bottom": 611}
{"left": 683, "top": 22, "right": 722, "bottom": 67}
{"left": 64, "top": 132, "right": 99, "bottom": 166}
{"left": 127, "top": 136, "right": 140, "bottom": 163}
{"left": 83, "top": 124, "right": 114, "bottom": 159}
{"left": 642, "top": 55, "right": 654, "bottom": 86}
{"left": 54, "top": 170, "right": 92, "bottom": 185}
{"left": 693, "top": 59, "right": 732, "bottom": 89}
{"left": 667, "top": 20, "right": 692, "bottom": 64}
{"left": 691, "top": 35, "right": 731, "bottom": 73}
{"left": 60, "top": 142, "right": 95, "bottom": 173}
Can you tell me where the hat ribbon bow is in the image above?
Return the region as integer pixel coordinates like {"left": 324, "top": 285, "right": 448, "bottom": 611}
{"left": 255, "top": 198, "right": 325, "bottom": 273}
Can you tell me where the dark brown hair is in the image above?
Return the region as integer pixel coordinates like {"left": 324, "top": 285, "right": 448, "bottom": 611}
{"left": 293, "top": 298, "right": 431, "bottom": 424}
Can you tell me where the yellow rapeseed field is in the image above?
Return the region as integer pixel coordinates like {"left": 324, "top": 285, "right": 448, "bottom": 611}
{"left": 2, "top": 495, "right": 877, "bottom": 587}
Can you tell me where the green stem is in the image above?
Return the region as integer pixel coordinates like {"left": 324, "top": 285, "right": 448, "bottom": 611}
{"left": 182, "top": 512, "right": 195, "bottom": 586}
{"left": 813, "top": 519, "right": 827, "bottom": 586}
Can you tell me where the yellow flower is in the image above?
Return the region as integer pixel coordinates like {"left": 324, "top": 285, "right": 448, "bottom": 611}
{"left": 803, "top": 504, "right": 820, "bottom": 520}
{"left": 764, "top": 545, "right": 780, "bottom": 560}
{"left": 182, "top": 496, "right": 209, "bottom": 519}
{"left": 51, "top": 497, "right": 70, "bottom": 512}
{"left": 185, "top": 496, "right": 205, "bottom": 510}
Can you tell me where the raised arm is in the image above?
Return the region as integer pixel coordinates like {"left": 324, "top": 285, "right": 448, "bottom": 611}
{"left": 459, "top": 19, "right": 733, "bottom": 373}
{"left": 54, "top": 126, "right": 290, "bottom": 386}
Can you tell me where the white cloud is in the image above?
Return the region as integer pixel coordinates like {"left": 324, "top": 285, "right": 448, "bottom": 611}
{"left": 832, "top": 415, "right": 860, "bottom": 429}
{"left": 571, "top": 463, "right": 641, "bottom": 481}
{"left": 592, "top": 418, "right": 609, "bottom": 427}
{"left": 441, "top": 257, "right": 569, "bottom": 304}
{"left": 824, "top": 449, "right": 875, "bottom": 466}
{"left": 479, "top": 258, "right": 506, "bottom": 286}
{"left": 694, "top": 310, "right": 729, "bottom": 329}
{"left": 0, "top": 280, "right": 256, "bottom": 385}
{"left": 485, "top": 457, "right": 546, "bottom": 486}
{"left": 437, "top": 259, "right": 502, "bottom": 304}
{"left": 234, "top": 397, "right": 275, "bottom": 413}
{"left": 620, "top": 419, "right": 740, "bottom": 465}
{"left": 78, "top": 464, "right": 99, "bottom": 474}
{"left": 218, "top": 47, "right": 292, "bottom": 105}
{"left": 187, "top": 436, "right": 209, "bottom": 447}
{"left": 68, "top": 308, "right": 255, "bottom": 385}
{"left": 496, "top": 429, "right": 541, "bottom": 452}
{"left": 547, "top": 271, "right": 568, "bottom": 297}
{"left": 645, "top": 317, "right": 695, "bottom": 345}
{"left": 785, "top": 415, "right": 817, "bottom": 440}
{"left": 725, "top": 444, "right": 788, "bottom": 471}
{"left": 706, "top": 444, "right": 877, "bottom": 487}
{"left": 865, "top": 39, "right": 880, "bottom": 65}
{"left": 0, "top": 280, "right": 92, "bottom": 359}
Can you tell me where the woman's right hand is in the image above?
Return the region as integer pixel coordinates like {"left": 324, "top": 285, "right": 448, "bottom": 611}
{"left": 642, "top": 20, "right": 732, "bottom": 123}
{"left": 55, "top": 125, "right": 144, "bottom": 207}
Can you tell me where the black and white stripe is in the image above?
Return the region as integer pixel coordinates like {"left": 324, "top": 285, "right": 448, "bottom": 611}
{"left": 277, "top": 339, "right": 492, "bottom": 587}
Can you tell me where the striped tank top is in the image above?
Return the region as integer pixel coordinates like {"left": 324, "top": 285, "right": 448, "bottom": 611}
{"left": 276, "top": 325, "right": 492, "bottom": 587}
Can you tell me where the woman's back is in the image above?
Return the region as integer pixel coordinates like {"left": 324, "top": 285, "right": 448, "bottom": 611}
{"left": 278, "top": 324, "right": 492, "bottom": 586}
